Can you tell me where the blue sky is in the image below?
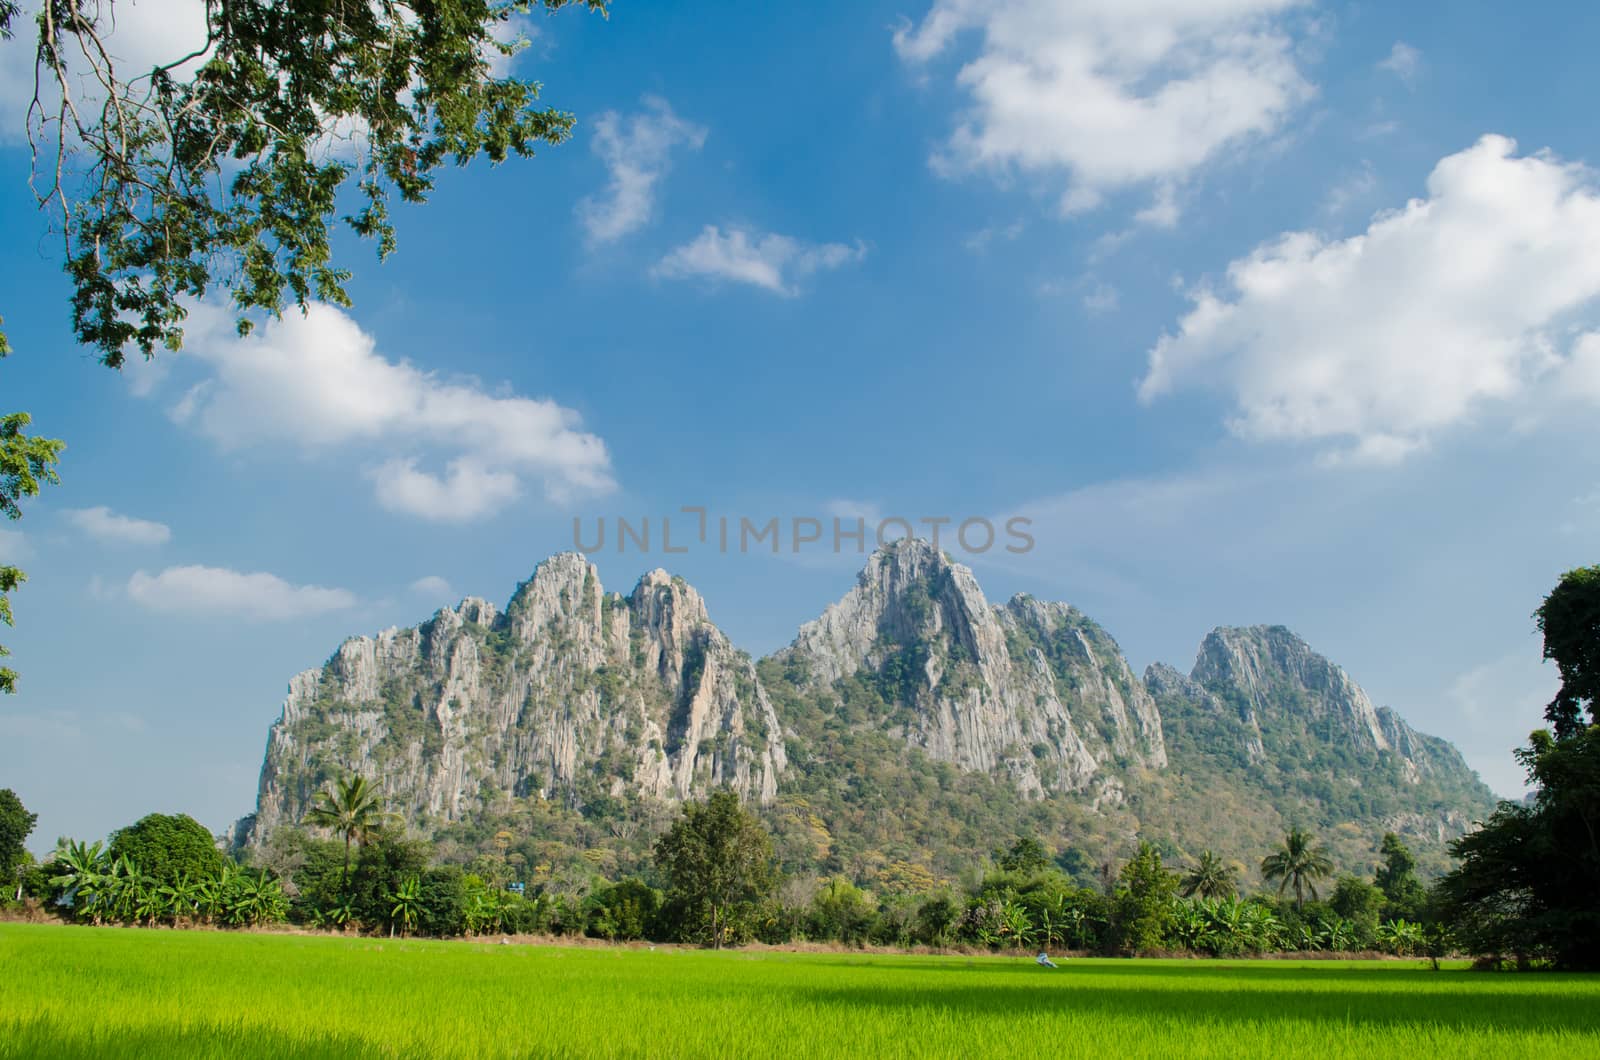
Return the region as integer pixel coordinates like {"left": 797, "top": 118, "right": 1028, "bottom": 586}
{"left": 3, "top": 0, "right": 1598, "bottom": 848}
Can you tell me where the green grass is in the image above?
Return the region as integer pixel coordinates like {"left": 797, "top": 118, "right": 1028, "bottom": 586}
{"left": 3, "top": 924, "right": 1598, "bottom": 1058}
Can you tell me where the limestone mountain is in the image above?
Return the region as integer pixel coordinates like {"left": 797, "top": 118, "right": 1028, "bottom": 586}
{"left": 235, "top": 553, "right": 785, "bottom": 847}
{"left": 1141, "top": 626, "right": 1490, "bottom": 861}
{"left": 235, "top": 542, "right": 1495, "bottom": 882}
{"left": 769, "top": 539, "right": 1164, "bottom": 801}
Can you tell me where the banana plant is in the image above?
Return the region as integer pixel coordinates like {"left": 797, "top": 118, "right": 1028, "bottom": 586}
{"left": 1378, "top": 918, "right": 1424, "bottom": 956}
{"left": 389, "top": 876, "right": 422, "bottom": 938}
{"left": 54, "top": 840, "right": 108, "bottom": 923}
{"left": 197, "top": 863, "right": 240, "bottom": 925}
{"left": 1204, "top": 897, "right": 1248, "bottom": 956}
{"left": 158, "top": 874, "right": 203, "bottom": 924}
{"left": 1322, "top": 916, "right": 1357, "bottom": 952}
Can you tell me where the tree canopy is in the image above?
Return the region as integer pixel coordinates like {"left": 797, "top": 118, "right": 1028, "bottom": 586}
{"left": 305, "top": 775, "right": 395, "bottom": 892}
{"left": 1536, "top": 564, "right": 1600, "bottom": 740}
{"left": 0, "top": 408, "right": 63, "bottom": 693}
{"left": 1260, "top": 828, "right": 1333, "bottom": 910}
{"left": 107, "top": 813, "right": 225, "bottom": 887}
{"left": 21, "top": 0, "right": 606, "bottom": 364}
{"left": 653, "top": 791, "right": 777, "bottom": 948}
{"left": 1179, "top": 850, "right": 1237, "bottom": 900}
{"left": 0, "top": 788, "right": 39, "bottom": 882}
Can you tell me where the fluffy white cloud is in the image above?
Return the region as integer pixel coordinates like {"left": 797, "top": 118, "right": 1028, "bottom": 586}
{"left": 370, "top": 459, "right": 520, "bottom": 522}
{"left": 577, "top": 97, "right": 707, "bottom": 244}
{"left": 1379, "top": 42, "right": 1422, "bottom": 85}
{"left": 157, "top": 302, "right": 613, "bottom": 520}
{"left": 64, "top": 507, "right": 172, "bottom": 546}
{"left": 654, "top": 226, "right": 866, "bottom": 296}
{"left": 410, "top": 575, "right": 454, "bottom": 599}
{"left": 127, "top": 565, "right": 355, "bottom": 620}
{"left": 1141, "top": 135, "right": 1600, "bottom": 462}
{"left": 894, "top": 0, "right": 1315, "bottom": 218}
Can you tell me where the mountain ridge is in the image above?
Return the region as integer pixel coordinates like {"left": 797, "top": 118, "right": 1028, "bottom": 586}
{"left": 235, "top": 540, "right": 1495, "bottom": 880}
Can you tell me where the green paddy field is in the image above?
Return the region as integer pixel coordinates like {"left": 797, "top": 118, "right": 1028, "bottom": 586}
{"left": 2, "top": 923, "right": 1596, "bottom": 1058}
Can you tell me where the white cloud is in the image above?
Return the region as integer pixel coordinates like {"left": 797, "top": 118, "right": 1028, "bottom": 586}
{"left": 127, "top": 565, "right": 356, "bottom": 620}
{"left": 370, "top": 458, "right": 521, "bottom": 522}
{"left": 1378, "top": 42, "right": 1422, "bottom": 86}
{"left": 64, "top": 506, "right": 172, "bottom": 546}
{"left": 654, "top": 226, "right": 866, "bottom": 296}
{"left": 894, "top": 0, "right": 1316, "bottom": 216}
{"left": 150, "top": 302, "right": 613, "bottom": 521}
{"left": 410, "top": 575, "right": 454, "bottom": 599}
{"left": 1141, "top": 135, "right": 1600, "bottom": 462}
{"left": 577, "top": 97, "right": 707, "bottom": 244}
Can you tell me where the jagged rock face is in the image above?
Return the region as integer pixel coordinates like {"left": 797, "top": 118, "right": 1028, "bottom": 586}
{"left": 1144, "top": 624, "right": 1496, "bottom": 863}
{"left": 241, "top": 554, "right": 785, "bottom": 846}
{"left": 1185, "top": 625, "right": 1457, "bottom": 781}
{"left": 1144, "top": 661, "right": 1267, "bottom": 762}
{"left": 772, "top": 539, "right": 1166, "bottom": 798}
{"left": 1193, "top": 626, "right": 1391, "bottom": 751}
{"left": 236, "top": 542, "right": 1494, "bottom": 873}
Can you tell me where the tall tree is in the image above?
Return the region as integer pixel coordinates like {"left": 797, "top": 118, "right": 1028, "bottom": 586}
{"left": 1113, "top": 841, "right": 1178, "bottom": 953}
{"left": 1260, "top": 828, "right": 1333, "bottom": 910}
{"left": 1179, "top": 850, "right": 1237, "bottom": 900}
{"left": 304, "top": 775, "right": 393, "bottom": 893}
{"left": 653, "top": 791, "right": 777, "bottom": 949}
{"left": 1438, "top": 564, "right": 1600, "bottom": 969}
{"left": 1372, "top": 832, "right": 1425, "bottom": 919}
{"left": 0, "top": 788, "right": 39, "bottom": 890}
{"left": 1536, "top": 565, "right": 1600, "bottom": 740}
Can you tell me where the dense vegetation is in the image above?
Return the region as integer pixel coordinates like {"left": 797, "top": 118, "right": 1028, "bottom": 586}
{"left": 6, "top": 926, "right": 1599, "bottom": 1060}
{"left": 3, "top": 778, "right": 1449, "bottom": 959}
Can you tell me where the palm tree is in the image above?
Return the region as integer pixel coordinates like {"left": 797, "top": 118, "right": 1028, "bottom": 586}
{"left": 304, "top": 775, "right": 393, "bottom": 893}
{"left": 1260, "top": 827, "right": 1334, "bottom": 910}
{"left": 1180, "top": 851, "right": 1237, "bottom": 900}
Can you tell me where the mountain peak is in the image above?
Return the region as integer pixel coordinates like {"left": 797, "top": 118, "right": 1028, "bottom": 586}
{"left": 1190, "top": 624, "right": 1397, "bottom": 757}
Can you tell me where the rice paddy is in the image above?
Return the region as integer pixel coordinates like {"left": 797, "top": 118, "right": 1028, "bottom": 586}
{"left": 2, "top": 923, "right": 1597, "bottom": 1058}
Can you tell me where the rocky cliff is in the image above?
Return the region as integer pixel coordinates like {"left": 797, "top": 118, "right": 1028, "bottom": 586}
{"left": 770, "top": 539, "right": 1165, "bottom": 800}
{"left": 1145, "top": 625, "right": 1493, "bottom": 859}
{"left": 236, "top": 542, "right": 1494, "bottom": 877}
{"left": 236, "top": 554, "right": 785, "bottom": 846}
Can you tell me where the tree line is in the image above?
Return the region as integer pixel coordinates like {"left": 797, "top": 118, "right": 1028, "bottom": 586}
{"left": 0, "top": 784, "right": 1440, "bottom": 958}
